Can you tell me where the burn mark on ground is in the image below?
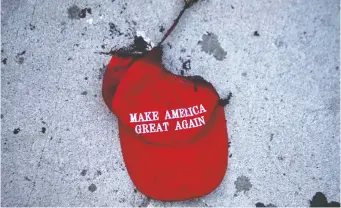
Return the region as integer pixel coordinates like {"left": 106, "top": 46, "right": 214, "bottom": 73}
{"left": 88, "top": 184, "right": 97, "bottom": 192}
{"left": 310, "top": 192, "right": 340, "bottom": 207}
{"left": 15, "top": 50, "right": 26, "bottom": 64}
{"left": 255, "top": 202, "right": 276, "bottom": 207}
{"left": 98, "top": 64, "right": 106, "bottom": 79}
{"left": 270, "top": 133, "right": 274, "bottom": 141}
{"left": 159, "top": 25, "right": 165, "bottom": 33}
{"left": 24, "top": 176, "right": 32, "bottom": 181}
{"left": 199, "top": 32, "right": 226, "bottom": 61}
{"left": 81, "top": 91, "right": 88, "bottom": 95}
{"left": 2, "top": 58, "right": 7, "bottom": 64}
{"left": 13, "top": 128, "right": 21, "bottom": 134}
{"left": 182, "top": 59, "right": 191, "bottom": 71}
{"left": 109, "top": 22, "right": 123, "bottom": 37}
{"left": 29, "top": 23, "right": 36, "bottom": 30}
{"left": 80, "top": 169, "right": 87, "bottom": 176}
{"left": 219, "top": 92, "right": 233, "bottom": 107}
{"left": 41, "top": 127, "right": 46, "bottom": 134}
{"left": 234, "top": 175, "right": 252, "bottom": 193}
{"left": 254, "top": 31, "right": 260, "bottom": 36}
{"left": 67, "top": 5, "right": 92, "bottom": 19}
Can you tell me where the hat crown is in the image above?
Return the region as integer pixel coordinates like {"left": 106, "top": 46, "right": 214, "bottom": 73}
{"left": 112, "top": 57, "right": 219, "bottom": 146}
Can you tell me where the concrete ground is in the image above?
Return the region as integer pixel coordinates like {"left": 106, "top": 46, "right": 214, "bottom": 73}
{"left": 1, "top": 0, "right": 340, "bottom": 207}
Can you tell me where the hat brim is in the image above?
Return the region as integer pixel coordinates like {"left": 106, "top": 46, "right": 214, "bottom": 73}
{"left": 118, "top": 106, "right": 228, "bottom": 201}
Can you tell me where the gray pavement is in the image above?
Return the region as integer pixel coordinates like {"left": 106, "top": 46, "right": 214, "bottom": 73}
{"left": 1, "top": 0, "right": 340, "bottom": 207}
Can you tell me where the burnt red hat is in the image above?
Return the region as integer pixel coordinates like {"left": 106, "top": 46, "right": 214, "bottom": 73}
{"left": 102, "top": 47, "right": 229, "bottom": 201}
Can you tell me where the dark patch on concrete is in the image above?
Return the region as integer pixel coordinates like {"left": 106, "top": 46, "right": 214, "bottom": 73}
{"left": 2, "top": 58, "right": 7, "bottom": 64}
{"left": 18, "top": 51, "right": 26, "bottom": 56}
{"left": 182, "top": 59, "right": 191, "bottom": 71}
{"left": 17, "top": 57, "right": 24, "bottom": 64}
{"left": 159, "top": 25, "right": 165, "bottom": 33}
{"left": 199, "top": 32, "right": 227, "bottom": 61}
{"left": 229, "top": 154, "right": 232, "bottom": 158}
{"left": 84, "top": 77, "right": 88, "bottom": 80}
{"left": 139, "top": 197, "right": 151, "bottom": 207}
{"left": 13, "top": 128, "right": 21, "bottom": 134}
{"left": 24, "top": 176, "right": 32, "bottom": 181}
{"left": 274, "top": 38, "right": 286, "bottom": 48}
{"left": 41, "top": 127, "right": 46, "bottom": 134}
{"left": 79, "top": 9, "right": 86, "bottom": 18}
{"left": 255, "top": 202, "right": 276, "bottom": 207}
{"left": 68, "top": 57, "right": 72, "bottom": 61}
{"left": 1, "top": 114, "right": 3, "bottom": 119}
{"left": 133, "top": 36, "right": 150, "bottom": 53}
{"left": 98, "top": 64, "right": 106, "bottom": 80}
{"left": 310, "top": 192, "right": 340, "bottom": 207}
{"left": 242, "top": 72, "right": 247, "bottom": 77}
{"left": 219, "top": 92, "right": 233, "bottom": 107}
{"left": 167, "top": 43, "right": 172, "bottom": 49}
{"left": 181, "top": 48, "right": 186, "bottom": 53}
{"left": 254, "top": 31, "right": 260, "bottom": 36}
{"left": 67, "top": 5, "right": 91, "bottom": 19}
{"left": 50, "top": 137, "right": 53, "bottom": 140}
{"left": 101, "top": 44, "right": 106, "bottom": 49}
{"left": 29, "top": 23, "right": 36, "bottom": 30}
{"left": 68, "top": 5, "right": 81, "bottom": 19}
{"left": 277, "top": 156, "right": 284, "bottom": 161}
{"left": 231, "top": 5, "right": 235, "bottom": 9}
{"left": 15, "top": 50, "right": 26, "bottom": 64}
{"left": 109, "top": 22, "right": 123, "bottom": 37}
{"left": 81, "top": 91, "right": 87, "bottom": 95}
{"left": 234, "top": 175, "right": 252, "bottom": 193}
{"left": 228, "top": 141, "right": 231, "bottom": 148}
{"left": 96, "top": 170, "right": 102, "bottom": 176}
{"left": 336, "top": 66, "right": 339, "bottom": 71}
{"left": 80, "top": 169, "right": 87, "bottom": 176}
{"left": 270, "top": 133, "right": 274, "bottom": 141}
{"left": 79, "top": 8, "right": 91, "bottom": 18}
{"left": 88, "top": 184, "right": 97, "bottom": 192}
{"left": 180, "top": 70, "right": 184, "bottom": 76}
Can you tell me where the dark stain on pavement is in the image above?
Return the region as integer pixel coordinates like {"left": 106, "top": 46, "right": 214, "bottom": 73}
{"left": 234, "top": 175, "right": 252, "bottom": 193}
{"left": 255, "top": 202, "right": 276, "bottom": 207}
{"left": 24, "top": 176, "right": 32, "bottom": 181}
{"left": 182, "top": 59, "right": 191, "bottom": 71}
{"left": 68, "top": 5, "right": 81, "bottom": 19}
{"left": 198, "top": 32, "right": 227, "bottom": 61}
{"left": 2, "top": 58, "right": 7, "bottom": 64}
{"left": 41, "top": 127, "right": 46, "bottom": 134}
{"left": 80, "top": 169, "right": 87, "bottom": 176}
{"left": 81, "top": 91, "right": 88, "bottom": 95}
{"left": 13, "top": 128, "right": 21, "bottom": 134}
{"left": 67, "top": 5, "right": 91, "bottom": 19}
{"left": 96, "top": 170, "right": 102, "bottom": 176}
{"left": 254, "top": 31, "right": 260, "bottom": 36}
{"left": 219, "top": 92, "right": 233, "bottom": 107}
{"left": 88, "top": 184, "right": 97, "bottom": 192}
{"left": 15, "top": 50, "right": 26, "bottom": 64}
{"left": 310, "top": 192, "right": 340, "bottom": 207}
{"left": 159, "top": 25, "right": 165, "bottom": 33}
{"left": 29, "top": 23, "right": 36, "bottom": 30}
{"left": 109, "top": 22, "right": 123, "bottom": 37}
{"left": 98, "top": 64, "right": 106, "bottom": 80}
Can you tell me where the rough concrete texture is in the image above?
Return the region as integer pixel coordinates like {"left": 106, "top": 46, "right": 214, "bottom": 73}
{"left": 1, "top": 0, "right": 340, "bottom": 207}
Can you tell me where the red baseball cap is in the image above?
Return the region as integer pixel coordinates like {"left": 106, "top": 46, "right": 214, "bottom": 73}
{"left": 102, "top": 47, "right": 228, "bottom": 201}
